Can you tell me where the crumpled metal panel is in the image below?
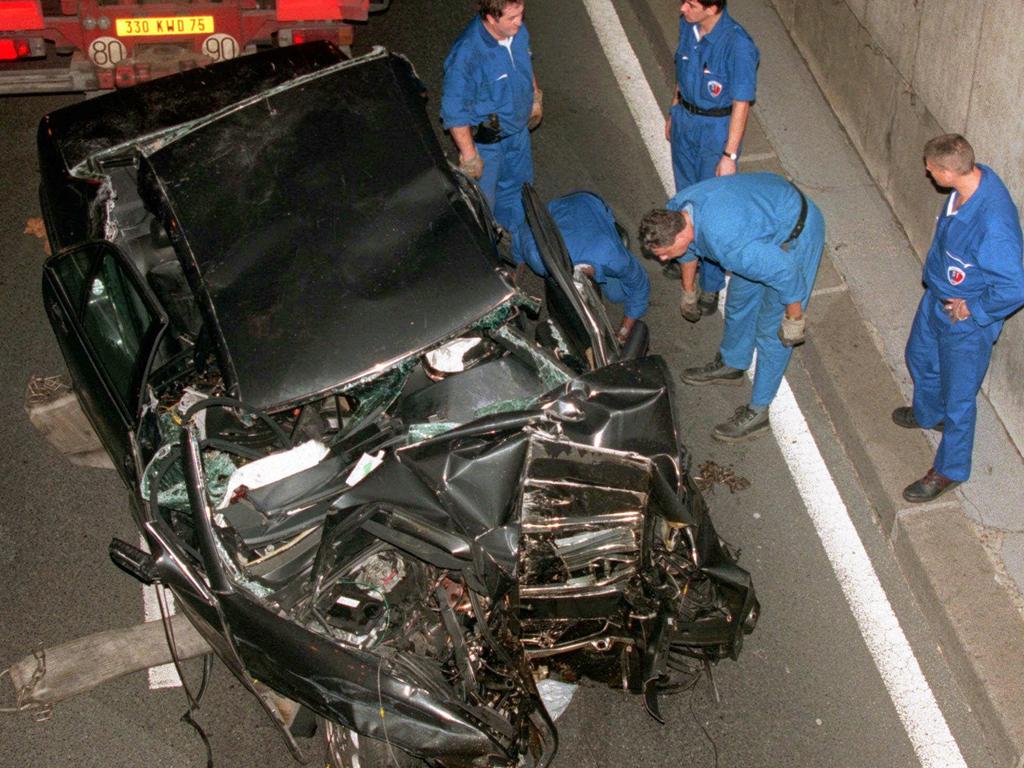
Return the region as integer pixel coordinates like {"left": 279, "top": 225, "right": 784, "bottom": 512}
{"left": 187, "top": 357, "right": 754, "bottom": 764}
{"left": 38, "top": 42, "right": 348, "bottom": 176}
{"left": 138, "top": 53, "right": 513, "bottom": 412}
{"left": 218, "top": 591, "right": 514, "bottom": 762}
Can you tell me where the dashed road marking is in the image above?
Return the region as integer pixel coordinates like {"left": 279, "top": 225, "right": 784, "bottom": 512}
{"left": 141, "top": 536, "right": 182, "bottom": 689}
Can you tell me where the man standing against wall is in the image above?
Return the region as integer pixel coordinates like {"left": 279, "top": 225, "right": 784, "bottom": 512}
{"left": 441, "top": 1, "right": 542, "bottom": 242}
{"left": 666, "top": 0, "right": 758, "bottom": 321}
{"left": 897, "top": 135, "right": 1024, "bottom": 502}
{"left": 640, "top": 173, "right": 824, "bottom": 442}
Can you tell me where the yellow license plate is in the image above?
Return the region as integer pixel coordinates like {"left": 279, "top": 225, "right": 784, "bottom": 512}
{"left": 115, "top": 15, "right": 215, "bottom": 37}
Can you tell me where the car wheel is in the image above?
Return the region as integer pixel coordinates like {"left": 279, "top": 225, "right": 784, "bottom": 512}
{"left": 320, "top": 717, "right": 428, "bottom": 768}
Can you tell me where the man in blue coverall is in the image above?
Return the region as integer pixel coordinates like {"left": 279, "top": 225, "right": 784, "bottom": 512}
{"left": 665, "top": 0, "right": 758, "bottom": 322}
{"left": 441, "top": 0, "right": 542, "bottom": 240}
{"left": 896, "top": 135, "right": 1024, "bottom": 502}
{"left": 515, "top": 192, "right": 650, "bottom": 343}
{"left": 640, "top": 173, "right": 824, "bottom": 442}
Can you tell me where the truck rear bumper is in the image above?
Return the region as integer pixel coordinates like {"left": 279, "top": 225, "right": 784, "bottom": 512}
{"left": 0, "top": 62, "right": 96, "bottom": 94}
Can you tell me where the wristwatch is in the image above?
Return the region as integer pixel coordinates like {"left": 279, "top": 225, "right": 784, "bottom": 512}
{"left": 722, "top": 151, "right": 738, "bottom": 161}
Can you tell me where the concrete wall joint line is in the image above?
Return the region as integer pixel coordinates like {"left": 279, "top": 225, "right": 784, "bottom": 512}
{"left": 961, "top": 0, "right": 990, "bottom": 131}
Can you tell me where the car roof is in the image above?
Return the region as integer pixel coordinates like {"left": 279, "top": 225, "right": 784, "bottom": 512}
{"left": 138, "top": 50, "right": 512, "bottom": 411}
{"left": 38, "top": 41, "right": 348, "bottom": 175}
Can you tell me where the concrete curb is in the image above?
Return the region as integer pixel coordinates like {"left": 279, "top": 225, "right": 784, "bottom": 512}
{"left": 802, "top": 286, "right": 1024, "bottom": 768}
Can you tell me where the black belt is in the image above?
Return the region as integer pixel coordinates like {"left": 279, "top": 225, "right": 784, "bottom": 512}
{"left": 472, "top": 114, "right": 507, "bottom": 144}
{"left": 783, "top": 187, "right": 808, "bottom": 245}
{"left": 679, "top": 97, "right": 732, "bottom": 118}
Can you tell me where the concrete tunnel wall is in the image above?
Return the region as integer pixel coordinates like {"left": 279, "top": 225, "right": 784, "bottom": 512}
{"left": 766, "top": 0, "right": 1024, "bottom": 454}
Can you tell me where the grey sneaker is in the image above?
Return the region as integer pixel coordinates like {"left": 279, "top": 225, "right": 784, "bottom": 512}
{"left": 698, "top": 290, "right": 720, "bottom": 316}
{"left": 892, "top": 406, "right": 944, "bottom": 432}
{"left": 713, "top": 405, "right": 771, "bottom": 442}
{"left": 680, "top": 354, "right": 744, "bottom": 386}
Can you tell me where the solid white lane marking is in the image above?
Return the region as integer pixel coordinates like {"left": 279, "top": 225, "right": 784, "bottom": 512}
{"left": 580, "top": 1, "right": 967, "bottom": 766}
{"left": 581, "top": 0, "right": 675, "bottom": 195}
{"left": 141, "top": 536, "right": 182, "bottom": 689}
{"left": 768, "top": 380, "right": 967, "bottom": 767}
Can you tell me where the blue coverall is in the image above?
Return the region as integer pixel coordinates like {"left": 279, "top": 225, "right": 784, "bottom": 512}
{"left": 671, "top": 8, "right": 758, "bottom": 295}
{"left": 516, "top": 192, "right": 650, "bottom": 321}
{"left": 905, "top": 164, "right": 1024, "bottom": 481}
{"left": 670, "top": 173, "right": 824, "bottom": 407}
{"left": 441, "top": 17, "right": 536, "bottom": 237}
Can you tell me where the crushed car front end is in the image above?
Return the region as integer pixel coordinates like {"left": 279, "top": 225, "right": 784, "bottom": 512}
{"left": 36, "top": 42, "right": 757, "bottom": 768}
{"left": 156, "top": 355, "right": 756, "bottom": 767}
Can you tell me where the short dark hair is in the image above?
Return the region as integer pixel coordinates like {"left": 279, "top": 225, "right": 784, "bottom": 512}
{"left": 478, "top": 0, "right": 523, "bottom": 19}
{"left": 923, "top": 134, "right": 975, "bottom": 175}
{"left": 639, "top": 209, "right": 687, "bottom": 255}
{"left": 693, "top": 0, "right": 726, "bottom": 10}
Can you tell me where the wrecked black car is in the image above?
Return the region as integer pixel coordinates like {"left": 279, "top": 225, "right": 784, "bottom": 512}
{"left": 36, "top": 42, "right": 757, "bottom": 767}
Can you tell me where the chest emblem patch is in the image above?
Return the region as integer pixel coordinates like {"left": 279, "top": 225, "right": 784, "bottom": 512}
{"left": 947, "top": 266, "right": 966, "bottom": 286}
{"left": 707, "top": 80, "right": 723, "bottom": 98}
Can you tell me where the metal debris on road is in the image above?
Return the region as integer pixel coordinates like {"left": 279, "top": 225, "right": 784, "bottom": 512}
{"left": 694, "top": 461, "right": 751, "bottom": 494}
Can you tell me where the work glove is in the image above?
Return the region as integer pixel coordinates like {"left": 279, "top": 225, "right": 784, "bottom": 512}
{"left": 679, "top": 289, "right": 700, "bottom": 323}
{"left": 528, "top": 89, "right": 543, "bottom": 131}
{"left": 459, "top": 153, "right": 484, "bottom": 179}
{"left": 778, "top": 314, "right": 806, "bottom": 347}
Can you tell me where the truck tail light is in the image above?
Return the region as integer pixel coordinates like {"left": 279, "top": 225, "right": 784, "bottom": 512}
{"left": 0, "top": 0, "right": 45, "bottom": 30}
{"left": 277, "top": 26, "right": 350, "bottom": 46}
{"left": 0, "top": 37, "right": 39, "bottom": 60}
{"left": 275, "top": 0, "right": 343, "bottom": 22}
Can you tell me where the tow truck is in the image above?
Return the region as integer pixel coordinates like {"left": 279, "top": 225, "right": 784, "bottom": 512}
{"left": 0, "top": 0, "right": 389, "bottom": 93}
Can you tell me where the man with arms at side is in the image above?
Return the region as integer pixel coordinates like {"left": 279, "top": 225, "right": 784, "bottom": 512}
{"left": 441, "top": 0, "right": 542, "bottom": 242}
{"left": 666, "top": 0, "right": 758, "bottom": 321}
{"left": 896, "top": 134, "right": 1024, "bottom": 502}
{"left": 640, "top": 173, "right": 824, "bottom": 442}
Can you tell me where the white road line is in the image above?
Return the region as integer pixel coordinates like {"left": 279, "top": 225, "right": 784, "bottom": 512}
{"left": 140, "top": 536, "right": 182, "bottom": 689}
{"left": 582, "top": 0, "right": 675, "bottom": 195}
{"left": 579, "top": 1, "right": 968, "bottom": 766}
{"left": 769, "top": 382, "right": 966, "bottom": 767}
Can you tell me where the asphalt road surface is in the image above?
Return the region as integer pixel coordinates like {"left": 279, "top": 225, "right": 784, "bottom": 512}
{"left": 0, "top": 1, "right": 997, "bottom": 767}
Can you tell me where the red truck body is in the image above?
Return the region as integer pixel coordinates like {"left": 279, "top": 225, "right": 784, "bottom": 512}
{"left": 0, "top": 0, "right": 387, "bottom": 93}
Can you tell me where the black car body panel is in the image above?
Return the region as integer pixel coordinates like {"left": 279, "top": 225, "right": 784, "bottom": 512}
{"left": 37, "top": 43, "right": 757, "bottom": 767}
{"left": 37, "top": 42, "right": 348, "bottom": 253}
{"left": 138, "top": 53, "right": 514, "bottom": 411}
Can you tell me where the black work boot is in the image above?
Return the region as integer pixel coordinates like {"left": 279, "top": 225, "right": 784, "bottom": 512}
{"left": 680, "top": 354, "right": 744, "bottom": 386}
{"left": 698, "top": 290, "right": 720, "bottom": 316}
{"left": 713, "top": 405, "right": 771, "bottom": 442}
{"left": 902, "top": 468, "right": 960, "bottom": 503}
{"left": 891, "top": 406, "right": 944, "bottom": 432}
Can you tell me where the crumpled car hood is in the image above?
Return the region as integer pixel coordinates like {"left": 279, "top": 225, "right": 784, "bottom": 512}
{"left": 137, "top": 51, "right": 513, "bottom": 412}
